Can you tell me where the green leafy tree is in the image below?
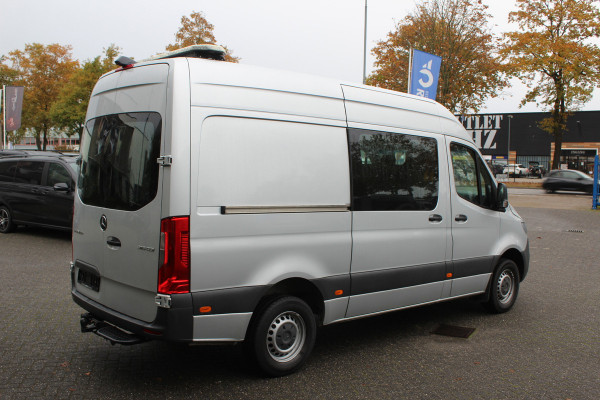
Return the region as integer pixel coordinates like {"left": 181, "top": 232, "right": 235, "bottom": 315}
{"left": 8, "top": 43, "right": 79, "bottom": 150}
{"left": 368, "top": 0, "right": 506, "bottom": 114}
{"left": 166, "top": 11, "right": 239, "bottom": 62}
{"left": 51, "top": 45, "right": 120, "bottom": 139}
{"left": 501, "top": 0, "right": 600, "bottom": 169}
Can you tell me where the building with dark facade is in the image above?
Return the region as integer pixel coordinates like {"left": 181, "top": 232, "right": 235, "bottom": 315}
{"left": 459, "top": 110, "right": 600, "bottom": 174}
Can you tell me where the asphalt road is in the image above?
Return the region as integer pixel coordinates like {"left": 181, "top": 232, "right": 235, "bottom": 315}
{"left": 0, "top": 190, "right": 598, "bottom": 399}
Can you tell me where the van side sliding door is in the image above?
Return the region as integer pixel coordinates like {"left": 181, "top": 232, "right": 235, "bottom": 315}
{"left": 346, "top": 128, "right": 451, "bottom": 318}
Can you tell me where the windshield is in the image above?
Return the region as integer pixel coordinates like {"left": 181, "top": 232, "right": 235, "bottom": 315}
{"left": 78, "top": 112, "right": 162, "bottom": 211}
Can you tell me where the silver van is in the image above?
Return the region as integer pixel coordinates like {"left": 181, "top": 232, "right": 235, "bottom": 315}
{"left": 72, "top": 45, "right": 529, "bottom": 376}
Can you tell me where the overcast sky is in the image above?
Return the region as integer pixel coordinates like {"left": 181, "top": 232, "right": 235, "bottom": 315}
{"left": 1, "top": 0, "right": 599, "bottom": 113}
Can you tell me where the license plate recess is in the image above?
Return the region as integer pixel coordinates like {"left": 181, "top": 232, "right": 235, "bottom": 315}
{"left": 77, "top": 268, "right": 100, "bottom": 292}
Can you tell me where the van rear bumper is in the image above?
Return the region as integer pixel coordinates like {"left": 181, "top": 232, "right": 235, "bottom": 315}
{"left": 72, "top": 288, "right": 194, "bottom": 343}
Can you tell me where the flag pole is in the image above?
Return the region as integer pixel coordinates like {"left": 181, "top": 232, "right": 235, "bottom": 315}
{"left": 363, "top": 0, "right": 368, "bottom": 84}
{"left": 407, "top": 48, "right": 413, "bottom": 94}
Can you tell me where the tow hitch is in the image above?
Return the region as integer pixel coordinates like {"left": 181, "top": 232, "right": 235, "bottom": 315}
{"left": 80, "top": 313, "right": 146, "bottom": 346}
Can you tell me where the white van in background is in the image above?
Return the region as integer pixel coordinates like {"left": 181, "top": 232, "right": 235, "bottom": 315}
{"left": 72, "top": 45, "right": 529, "bottom": 377}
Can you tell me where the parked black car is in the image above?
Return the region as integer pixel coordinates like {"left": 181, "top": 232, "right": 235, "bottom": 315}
{"left": 0, "top": 149, "right": 27, "bottom": 157}
{"left": 0, "top": 149, "right": 63, "bottom": 158}
{"left": 542, "top": 169, "right": 595, "bottom": 194}
{"left": 0, "top": 153, "right": 78, "bottom": 233}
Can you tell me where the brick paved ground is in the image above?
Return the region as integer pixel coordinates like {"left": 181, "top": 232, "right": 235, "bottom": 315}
{"left": 0, "top": 193, "right": 598, "bottom": 399}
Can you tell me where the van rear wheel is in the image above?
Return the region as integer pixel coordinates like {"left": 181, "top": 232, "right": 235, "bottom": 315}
{"left": 0, "top": 206, "right": 15, "bottom": 233}
{"left": 485, "top": 258, "right": 520, "bottom": 313}
{"left": 245, "top": 296, "right": 316, "bottom": 377}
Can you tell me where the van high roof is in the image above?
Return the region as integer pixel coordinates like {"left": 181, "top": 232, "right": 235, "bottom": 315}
{"left": 106, "top": 48, "right": 471, "bottom": 143}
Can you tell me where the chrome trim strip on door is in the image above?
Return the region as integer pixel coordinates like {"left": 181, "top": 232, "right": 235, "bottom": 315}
{"left": 221, "top": 205, "right": 350, "bottom": 214}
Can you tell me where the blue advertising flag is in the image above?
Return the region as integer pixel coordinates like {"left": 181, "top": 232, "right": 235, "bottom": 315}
{"left": 409, "top": 49, "right": 442, "bottom": 100}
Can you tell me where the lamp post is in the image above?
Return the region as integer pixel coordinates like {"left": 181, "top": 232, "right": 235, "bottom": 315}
{"left": 363, "top": 0, "right": 368, "bottom": 84}
{"left": 2, "top": 85, "right": 5, "bottom": 149}
{"left": 507, "top": 115, "right": 513, "bottom": 182}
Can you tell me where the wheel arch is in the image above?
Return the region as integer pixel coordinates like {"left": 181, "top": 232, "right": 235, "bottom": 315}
{"left": 249, "top": 278, "right": 325, "bottom": 331}
{"left": 499, "top": 248, "right": 525, "bottom": 282}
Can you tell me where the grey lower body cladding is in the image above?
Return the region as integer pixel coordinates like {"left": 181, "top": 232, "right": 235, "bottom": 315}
{"left": 72, "top": 254, "right": 523, "bottom": 343}
{"left": 72, "top": 288, "right": 194, "bottom": 342}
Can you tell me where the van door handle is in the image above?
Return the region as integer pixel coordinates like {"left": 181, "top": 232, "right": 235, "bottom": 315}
{"left": 428, "top": 214, "right": 443, "bottom": 222}
{"left": 455, "top": 214, "right": 468, "bottom": 222}
{"left": 106, "top": 236, "right": 121, "bottom": 248}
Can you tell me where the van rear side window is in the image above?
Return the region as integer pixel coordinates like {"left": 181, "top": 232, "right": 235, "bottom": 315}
{"left": 349, "top": 128, "right": 439, "bottom": 211}
{"left": 78, "top": 112, "right": 162, "bottom": 211}
{"left": 14, "top": 161, "right": 45, "bottom": 185}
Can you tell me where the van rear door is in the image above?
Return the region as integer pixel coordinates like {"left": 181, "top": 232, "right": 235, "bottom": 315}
{"left": 73, "top": 64, "right": 169, "bottom": 323}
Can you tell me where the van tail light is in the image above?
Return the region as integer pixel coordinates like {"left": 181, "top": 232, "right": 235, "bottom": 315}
{"left": 158, "top": 216, "right": 190, "bottom": 294}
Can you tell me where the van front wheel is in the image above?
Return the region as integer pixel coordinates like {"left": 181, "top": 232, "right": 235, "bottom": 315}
{"left": 485, "top": 259, "right": 520, "bottom": 313}
{"left": 245, "top": 296, "right": 316, "bottom": 377}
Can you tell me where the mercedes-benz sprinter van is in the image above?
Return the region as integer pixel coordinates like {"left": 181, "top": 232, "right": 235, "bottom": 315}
{"left": 71, "top": 45, "right": 529, "bottom": 377}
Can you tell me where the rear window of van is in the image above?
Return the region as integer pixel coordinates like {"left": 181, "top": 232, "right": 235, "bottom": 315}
{"left": 78, "top": 112, "right": 161, "bottom": 211}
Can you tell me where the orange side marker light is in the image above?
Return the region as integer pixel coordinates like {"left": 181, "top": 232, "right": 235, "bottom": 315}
{"left": 334, "top": 290, "right": 344, "bottom": 296}
{"left": 446, "top": 273, "right": 453, "bottom": 278}
{"left": 199, "top": 306, "right": 212, "bottom": 313}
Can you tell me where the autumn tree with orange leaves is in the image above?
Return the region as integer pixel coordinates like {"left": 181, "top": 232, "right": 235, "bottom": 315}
{"left": 0, "top": 56, "right": 18, "bottom": 86}
{"left": 166, "top": 11, "right": 239, "bottom": 62}
{"left": 7, "top": 43, "right": 78, "bottom": 150}
{"left": 368, "top": 0, "right": 506, "bottom": 114}
{"left": 501, "top": 0, "right": 600, "bottom": 169}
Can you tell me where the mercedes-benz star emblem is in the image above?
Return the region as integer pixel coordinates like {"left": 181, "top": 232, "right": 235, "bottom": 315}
{"left": 100, "top": 215, "right": 108, "bottom": 231}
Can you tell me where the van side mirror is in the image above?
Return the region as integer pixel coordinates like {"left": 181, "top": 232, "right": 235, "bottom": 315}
{"left": 496, "top": 183, "right": 508, "bottom": 211}
{"left": 53, "top": 182, "right": 70, "bottom": 192}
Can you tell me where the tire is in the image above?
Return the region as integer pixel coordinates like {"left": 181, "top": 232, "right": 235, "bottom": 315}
{"left": 244, "top": 296, "right": 316, "bottom": 377}
{"left": 485, "top": 258, "right": 520, "bottom": 314}
{"left": 0, "top": 206, "right": 15, "bottom": 234}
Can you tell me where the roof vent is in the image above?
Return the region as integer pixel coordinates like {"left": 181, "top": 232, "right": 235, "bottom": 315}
{"left": 150, "top": 45, "right": 226, "bottom": 61}
{"left": 115, "top": 56, "right": 136, "bottom": 69}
